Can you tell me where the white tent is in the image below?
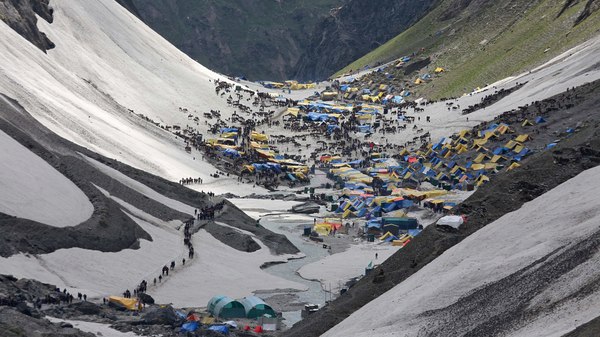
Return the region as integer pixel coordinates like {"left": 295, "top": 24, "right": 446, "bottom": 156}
{"left": 436, "top": 215, "right": 464, "bottom": 229}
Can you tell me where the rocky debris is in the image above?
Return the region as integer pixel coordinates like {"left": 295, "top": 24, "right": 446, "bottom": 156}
{"left": 68, "top": 301, "right": 102, "bottom": 316}
{"left": 142, "top": 305, "right": 180, "bottom": 325}
{"left": 291, "top": 201, "right": 321, "bottom": 214}
{"left": 138, "top": 293, "right": 155, "bottom": 305}
{"left": 0, "top": 0, "right": 55, "bottom": 52}
{"left": 0, "top": 307, "right": 95, "bottom": 337}
{"left": 215, "top": 202, "right": 300, "bottom": 255}
{"left": 204, "top": 221, "right": 261, "bottom": 253}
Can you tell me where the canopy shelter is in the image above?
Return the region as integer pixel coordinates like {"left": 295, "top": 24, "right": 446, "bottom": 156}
{"left": 207, "top": 295, "right": 246, "bottom": 319}
{"left": 108, "top": 296, "right": 139, "bottom": 311}
{"left": 239, "top": 296, "right": 276, "bottom": 319}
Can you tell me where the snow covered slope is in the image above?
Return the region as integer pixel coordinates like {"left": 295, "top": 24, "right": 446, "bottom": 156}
{"left": 0, "top": 129, "right": 93, "bottom": 227}
{"left": 325, "top": 165, "right": 600, "bottom": 337}
{"left": 0, "top": 0, "right": 262, "bottom": 195}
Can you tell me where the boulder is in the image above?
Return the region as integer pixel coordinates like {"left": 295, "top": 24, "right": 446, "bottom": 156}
{"left": 142, "top": 305, "right": 180, "bottom": 325}
{"left": 70, "top": 301, "right": 102, "bottom": 315}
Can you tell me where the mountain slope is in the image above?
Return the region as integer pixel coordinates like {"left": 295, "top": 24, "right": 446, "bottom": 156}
{"left": 0, "top": 0, "right": 302, "bottom": 305}
{"left": 0, "top": 0, "right": 266, "bottom": 196}
{"left": 335, "top": 0, "right": 600, "bottom": 98}
{"left": 126, "top": 0, "right": 343, "bottom": 80}
{"left": 293, "top": 0, "right": 437, "bottom": 80}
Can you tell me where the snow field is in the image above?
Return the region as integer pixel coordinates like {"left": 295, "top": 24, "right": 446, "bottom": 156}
{"left": 0, "top": 129, "right": 93, "bottom": 227}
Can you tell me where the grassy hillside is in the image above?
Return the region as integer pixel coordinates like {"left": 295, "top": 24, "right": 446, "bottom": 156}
{"left": 129, "top": 0, "right": 343, "bottom": 80}
{"left": 334, "top": 0, "right": 600, "bottom": 99}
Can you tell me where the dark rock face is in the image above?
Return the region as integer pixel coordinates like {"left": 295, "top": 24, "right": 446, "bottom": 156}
{"left": 126, "top": 0, "right": 343, "bottom": 81}
{"left": 142, "top": 305, "right": 180, "bottom": 326}
{"left": 0, "top": 0, "right": 55, "bottom": 51}
{"left": 293, "top": 0, "right": 437, "bottom": 80}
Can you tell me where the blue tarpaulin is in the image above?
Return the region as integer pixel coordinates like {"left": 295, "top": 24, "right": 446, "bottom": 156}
{"left": 181, "top": 322, "right": 200, "bottom": 332}
{"left": 208, "top": 325, "right": 229, "bottom": 335}
{"left": 220, "top": 127, "right": 238, "bottom": 133}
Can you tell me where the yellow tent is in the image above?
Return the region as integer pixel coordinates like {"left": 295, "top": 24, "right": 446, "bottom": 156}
{"left": 415, "top": 78, "right": 423, "bottom": 85}
{"left": 221, "top": 132, "right": 238, "bottom": 139}
{"left": 470, "top": 163, "right": 486, "bottom": 171}
{"left": 286, "top": 107, "right": 300, "bottom": 117}
{"left": 515, "top": 134, "right": 531, "bottom": 143}
{"left": 496, "top": 125, "right": 511, "bottom": 134}
{"left": 504, "top": 140, "right": 518, "bottom": 149}
{"left": 472, "top": 139, "right": 488, "bottom": 147}
{"left": 522, "top": 119, "right": 534, "bottom": 127}
{"left": 476, "top": 175, "right": 490, "bottom": 186}
{"left": 251, "top": 132, "right": 269, "bottom": 142}
{"left": 314, "top": 224, "right": 331, "bottom": 236}
{"left": 434, "top": 67, "right": 445, "bottom": 73}
{"left": 514, "top": 144, "right": 525, "bottom": 154}
{"left": 491, "top": 155, "right": 505, "bottom": 163}
{"left": 507, "top": 162, "right": 521, "bottom": 171}
{"left": 473, "top": 153, "right": 489, "bottom": 164}
{"left": 108, "top": 296, "right": 139, "bottom": 311}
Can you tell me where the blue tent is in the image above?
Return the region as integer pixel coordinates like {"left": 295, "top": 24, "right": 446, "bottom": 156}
{"left": 220, "top": 127, "right": 238, "bottom": 133}
{"left": 535, "top": 116, "right": 546, "bottom": 124}
{"left": 327, "top": 124, "right": 340, "bottom": 134}
{"left": 223, "top": 148, "right": 240, "bottom": 157}
{"left": 358, "top": 125, "right": 372, "bottom": 133}
{"left": 181, "top": 322, "right": 200, "bottom": 332}
{"left": 408, "top": 229, "right": 422, "bottom": 237}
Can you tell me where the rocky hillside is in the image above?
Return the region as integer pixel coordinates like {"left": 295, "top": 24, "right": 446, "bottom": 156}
{"left": 335, "top": 0, "right": 600, "bottom": 98}
{"left": 0, "top": 0, "right": 54, "bottom": 51}
{"left": 122, "top": 0, "right": 343, "bottom": 81}
{"left": 293, "top": 0, "right": 437, "bottom": 80}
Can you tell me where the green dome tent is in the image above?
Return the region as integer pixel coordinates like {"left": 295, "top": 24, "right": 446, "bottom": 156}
{"left": 207, "top": 295, "right": 245, "bottom": 319}
{"left": 239, "top": 296, "right": 276, "bottom": 319}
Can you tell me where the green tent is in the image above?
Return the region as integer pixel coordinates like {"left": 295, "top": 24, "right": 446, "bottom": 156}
{"left": 207, "top": 295, "right": 245, "bottom": 319}
{"left": 239, "top": 296, "right": 276, "bottom": 319}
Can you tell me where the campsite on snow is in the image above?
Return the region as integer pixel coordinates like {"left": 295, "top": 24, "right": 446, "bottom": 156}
{"left": 1, "top": 0, "right": 600, "bottom": 336}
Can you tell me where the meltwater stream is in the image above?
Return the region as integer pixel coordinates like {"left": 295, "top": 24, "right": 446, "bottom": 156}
{"left": 259, "top": 214, "right": 331, "bottom": 327}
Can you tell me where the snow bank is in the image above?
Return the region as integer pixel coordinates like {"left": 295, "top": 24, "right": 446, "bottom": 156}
{"left": 0, "top": 130, "right": 93, "bottom": 227}
{"left": 46, "top": 317, "right": 138, "bottom": 337}
{"left": 325, "top": 165, "right": 600, "bottom": 337}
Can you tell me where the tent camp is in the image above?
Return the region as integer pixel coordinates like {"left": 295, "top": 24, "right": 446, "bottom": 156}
{"left": 207, "top": 296, "right": 246, "bottom": 319}
{"left": 436, "top": 215, "right": 464, "bottom": 229}
{"left": 239, "top": 296, "right": 276, "bottom": 319}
